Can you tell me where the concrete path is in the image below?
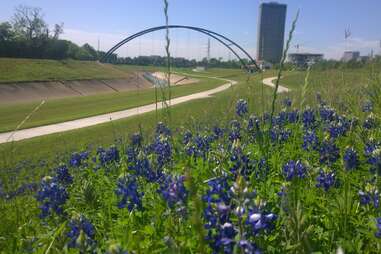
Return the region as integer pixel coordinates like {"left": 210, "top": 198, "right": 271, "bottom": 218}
{"left": 262, "top": 76, "right": 290, "bottom": 93}
{"left": 0, "top": 75, "right": 236, "bottom": 144}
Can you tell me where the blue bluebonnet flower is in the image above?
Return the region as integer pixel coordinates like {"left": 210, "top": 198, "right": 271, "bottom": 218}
{"left": 126, "top": 147, "right": 160, "bottom": 182}
{"left": 229, "top": 120, "right": 241, "bottom": 141}
{"left": 319, "top": 140, "right": 340, "bottom": 165}
{"left": 67, "top": 215, "right": 96, "bottom": 249}
{"left": 229, "top": 144, "right": 256, "bottom": 178}
{"left": 131, "top": 132, "right": 142, "bottom": 146}
{"left": 326, "top": 117, "right": 350, "bottom": 139}
{"left": 115, "top": 176, "right": 143, "bottom": 211}
{"left": 55, "top": 165, "right": 73, "bottom": 185}
{"left": 185, "top": 134, "right": 211, "bottom": 159}
{"left": 247, "top": 115, "right": 260, "bottom": 132}
{"left": 0, "top": 180, "right": 4, "bottom": 199}
{"left": 246, "top": 211, "right": 277, "bottom": 235}
{"left": 319, "top": 105, "right": 336, "bottom": 122}
{"left": 262, "top": 112, "right": 271, "bottom": 124}
{"left": 375, "top": 218, "right": 381, "bottom": 238}
{"left": 275, "top": 110, "right": 288, "bottom": 126}
{"left": 302, "top": 130, "right": 319, "bottom": 151}
{"left": 362, "top": 101, "right": 373, "bottom": 112}
{"left": 283, "top": 98, "right": 292, "bottom": 107}
{"left": 270, "top": 127, "right": 291, "bottom": 143}
{"left": 364, "top": 142, "right": 381, "bottom": 175}
{"left": 358, "top": 190, "right": 379, "bottom": 208}
{"left": 156, "top": 122, "right": 171, "bottom": 136}
{"left": 288, "top": 110, "right": 299, "bottom": 123}
{"left": 358, "top": 191, "right": 371, "bottom": 205}
{"left": 36, "top": 177, "right": 69, "bottom": 218}
{"left": 236, "top": 99, "right": 248, "bottom": 117}
{"left": 237, "top": 240, "right": 258, "bottom": 254}
{"left": 69, "top": 151, "right": 89, "bottom": 167}
{"left": 213, "top": 126, "right": 224, "bottom": 139}
{"left": 277, "top": 185, "right": 287, "bottom": 197}
{"left": 182, "top": 130, "right": 192, "bottom": 145}
{"left": 343, "top": 147, "right": 359, "bottom": 170}
{"left": 279, "top": 128, "right": 292, "bottom": 142}
{"left": 151, "top": 135, "right": 172, "bottom": 169}
{"left": 364, "top": 142, "right": 379, "bottom": 157}
{"left": 97, "top": 146, "right": 119, "bottom": 165}
{"left": 158, "top": 175, "right": 187, "bottom": 208}
{"left": 302, "top": 108, "right": 316, "bottom": 128}
{"left": 363, "top": 113, "right": 377, "bottom": 129}
{"left": 203, "top": 177, "right": 232, "bottom": 205}
{"left": 203, "top": 177, "right": 234, "bottom": 253}
{"left": 283, "top": 160, "right": 307, "bottom": 181}
{"left": 316, "top": 169, "right": 337, "bottom": 191}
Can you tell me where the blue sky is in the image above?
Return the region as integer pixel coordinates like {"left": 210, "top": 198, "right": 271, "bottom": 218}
{"left": 0, "top": 0, "right": 380, "bottom": 59}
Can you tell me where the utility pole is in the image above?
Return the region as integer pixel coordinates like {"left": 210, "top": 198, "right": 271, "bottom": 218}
{"left": 206, "top": 38, "right": 211, "bottom": 69}
{"left": 344, "top": 28, "right": 351, "bottom": 50}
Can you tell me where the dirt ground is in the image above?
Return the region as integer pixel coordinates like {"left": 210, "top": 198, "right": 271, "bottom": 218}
{"left": 0, "top": 73, "right": 152, "bottom": 104}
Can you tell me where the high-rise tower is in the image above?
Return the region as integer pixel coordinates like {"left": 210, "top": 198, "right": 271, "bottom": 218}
{"left": 256, "top": 2, "right": 287, "bottom": 64}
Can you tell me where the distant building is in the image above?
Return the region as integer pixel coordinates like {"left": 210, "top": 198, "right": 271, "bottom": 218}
{"left": 341, "top": 51, "right": 360, "bottom": 62}
{"left": 360, "top": 55, "right": 371, "bottom": 62}
{"left": 193, "top": 66, "right": 205, "bottom": 72}
{"left": 288, "top": 53, "right": 324, "bottom": 68}
{"left": 255, "top": 60, "right": 273, "bottom": 70}
{"left": 256, "top": 2, "right": 287, "bottom": 64}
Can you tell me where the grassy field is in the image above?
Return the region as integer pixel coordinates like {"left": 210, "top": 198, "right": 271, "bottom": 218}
{"left": 0, "top": 58, "right": 132, "bottom": 83}
{"left": 1, "top": 66, "right": 380, "bottom": 175}
{"left": 1, "top": 65, "right": 381, "bottom": 253}
{"left": 0, "top": 68, "right": 270, "bottom": 175}
{"left": 0, "top": 74, "right": 221, "bottom": 132}
{"left": 281, "top": 66, "right": 380, "bottom": 115}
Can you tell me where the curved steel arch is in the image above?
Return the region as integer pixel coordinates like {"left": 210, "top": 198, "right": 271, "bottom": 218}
{"left": 100, "top": 25, "right": 260, "bottom": 72}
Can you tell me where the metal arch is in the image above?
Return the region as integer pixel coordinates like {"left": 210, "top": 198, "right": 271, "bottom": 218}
{"left": 100, "top": 25, "right": 260, "bottom": 72}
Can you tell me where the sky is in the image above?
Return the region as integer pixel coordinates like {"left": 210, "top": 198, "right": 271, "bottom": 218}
{"left": 0, "top": 0, "right": 380, "bottom": 60}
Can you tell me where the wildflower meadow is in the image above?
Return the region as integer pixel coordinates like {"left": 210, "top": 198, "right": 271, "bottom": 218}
{"left": 1, "top": 93, "right": 381, "bottom": 253}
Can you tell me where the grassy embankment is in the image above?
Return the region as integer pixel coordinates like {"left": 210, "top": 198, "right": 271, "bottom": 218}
{"left": 0, "top": 59, "right": 221, "bottom": 132}
{"left": 0, "top": 58, "right": 130, "bottom": 83}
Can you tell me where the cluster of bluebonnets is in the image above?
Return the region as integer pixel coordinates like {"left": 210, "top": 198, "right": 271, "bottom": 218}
{"left": 2, "top": 95, "right": 381, "bottom": 253}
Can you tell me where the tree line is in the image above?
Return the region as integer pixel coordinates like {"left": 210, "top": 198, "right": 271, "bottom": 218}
{"left": 114, "top": 55, "right": 244, "bottom": 68}
{"left": 0, "top": 5, "right": 115, "bottom": 61}
{"left": 0, "top": 5, "right": 248, "bottom": 68}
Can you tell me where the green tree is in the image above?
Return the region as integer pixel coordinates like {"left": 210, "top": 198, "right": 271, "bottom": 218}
{"left": 12, "top": 5, "right": 48, "bottom": 40}
{"left": 0, "top": 22, "right": 14, "bottom": 41}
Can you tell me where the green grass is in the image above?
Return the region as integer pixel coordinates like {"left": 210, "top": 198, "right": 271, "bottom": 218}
{"left": 0, "top": 58, "right": 132, "bottom": 83}
{"left": 1, "top": 65, "right": 381, "bottom": 253}
{"left": 1, "top": 66, "right": 379, "bottom": 183}
{"left": 281, "top": 66, "right": 381, "bottom": 115}
{"left": 0, "top": 75, "right": 222, "bottom": 133}
{"left": 0, "top": 68, "right": 267, "bottom": 177}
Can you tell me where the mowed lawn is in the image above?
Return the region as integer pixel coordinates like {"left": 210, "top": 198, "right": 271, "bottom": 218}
{"left": 0, "top": 58, "right": 131, "bottom": 83}
{"left": 0, "top": 74, "right": 222, "bottom": 132}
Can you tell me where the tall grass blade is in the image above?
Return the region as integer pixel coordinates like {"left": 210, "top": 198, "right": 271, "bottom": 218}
{"left": 300, "top": 65, "right": 311, "bottom": 109}
{"left": 6, "top": 100, "right": 45, "bottom": 143}
{"left": 269, "top": 10, "right": 299, "bottom": 129}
